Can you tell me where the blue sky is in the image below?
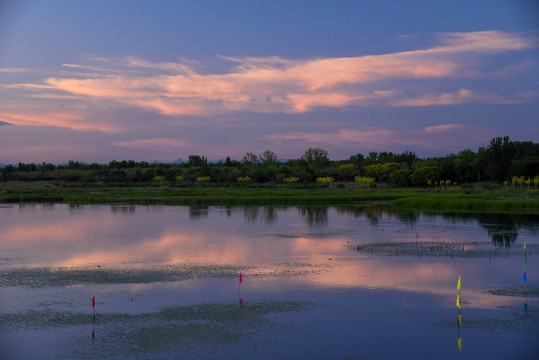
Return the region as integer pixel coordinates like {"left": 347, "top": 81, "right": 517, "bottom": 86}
{"left": 0, "top": 0, "right": 538, "bottom": 163}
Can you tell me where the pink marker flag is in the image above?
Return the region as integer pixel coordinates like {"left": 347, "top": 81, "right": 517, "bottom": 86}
{"left": 92, "top": 296, "right": 95, "bottom": 308}
{"left": 239, "top": 272, "right": 243, "bottom": 284}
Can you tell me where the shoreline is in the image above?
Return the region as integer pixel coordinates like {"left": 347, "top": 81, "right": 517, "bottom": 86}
{"left": 1, "top": 182, "right": 538, "bottom": 213}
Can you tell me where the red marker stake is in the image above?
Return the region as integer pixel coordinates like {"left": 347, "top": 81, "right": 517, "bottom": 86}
{"left": 92, "top": 296, "right": 96, "bottom": 341}
{"left": 238, "top": 273, "right": 243, "bottom": 307}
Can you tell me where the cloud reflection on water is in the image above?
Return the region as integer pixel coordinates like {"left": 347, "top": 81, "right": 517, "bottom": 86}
{"left": 0, "top": 204, "right": 536, "bottom": 311}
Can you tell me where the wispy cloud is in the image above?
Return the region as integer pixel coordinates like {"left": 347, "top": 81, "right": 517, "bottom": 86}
{"left": 4, "top": 30, "right": 537, "bottom": 127}
{"left": 0, "top": 111, "right": 117, "bottom": 132}
{"left": 111, "top": 138, "right": 193, "bottom": 152}
{"left": 392, "top": 88, "right": 524, "bottom": 107}
{"left": 422, "top": 124, "right": 465, "bottom": 133}
{"left": 0, "top": 68, "right": 31, "bottom": 73}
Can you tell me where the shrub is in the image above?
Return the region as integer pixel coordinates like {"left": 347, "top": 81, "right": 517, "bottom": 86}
{"left": 238, "top": 176, "right": 251, "bottom": 183}
{"left": 316, "top": 177, "right": 334, "bottom": 184}
{"left": 388, "top": 169, "right": 411, "bottom": 187}
{"left": 196, "top": 176, "right": 211, "bottom": 182}
{"left": 355, "top": 176, "right": 376, "bottom": 188}
{"left": 283, "top": 176, "right": 300, "bottom": 183}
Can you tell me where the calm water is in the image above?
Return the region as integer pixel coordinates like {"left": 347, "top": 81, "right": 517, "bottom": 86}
{"left": 0, "top": 204, "right": 538, "bottom": 359}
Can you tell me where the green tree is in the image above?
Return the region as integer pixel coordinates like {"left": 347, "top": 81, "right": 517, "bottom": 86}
{"left": 484, "top": 136, "right": 515, "bottom": 182}
{"left": 259, "top": 150, "right": 278, "bottom": 167}
{"left": 301, "top": 147, "right": 329, "bottom": 168}
{"left": 188, "top": 155, "right": 207, "bottom": 167}
{"left": 242, "top": 152, "right": 259, "bottom": 166}
{"left": 411, "top": 166, "right": 442, "bottom": 186}
{"left": 389, "top": 169, "right": 412, "bottom": 187}
{"left": 349, "top": 153, "right": 365, "bottom": 167}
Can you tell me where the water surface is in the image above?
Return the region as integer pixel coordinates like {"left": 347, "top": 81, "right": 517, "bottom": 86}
{"left": 0, "top": 204, "right": 538, "bottom": 359}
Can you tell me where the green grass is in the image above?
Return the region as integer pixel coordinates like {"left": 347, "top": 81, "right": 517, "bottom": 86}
{"left": 391, "top": 189, "right": 539, "bottom": 213}
{"left": 1, "top": 182, "right": 538, "bottom": 213}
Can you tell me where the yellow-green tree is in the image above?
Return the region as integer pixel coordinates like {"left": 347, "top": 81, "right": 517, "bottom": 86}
{"left": 355, "top": 176, "right": 375, "bottom": 188}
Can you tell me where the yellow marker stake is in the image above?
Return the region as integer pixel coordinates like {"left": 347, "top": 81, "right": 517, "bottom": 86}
{"left": 457, "top": 276, "right": 461, "bottom": 291}
{"left": 458, "top": 337, "right": 462, "bottom": 352}
{"left": 456, "top": 293, "right": 461, "bottom": 309}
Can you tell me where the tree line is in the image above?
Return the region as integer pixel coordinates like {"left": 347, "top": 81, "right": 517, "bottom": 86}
{"left": 1, "top": 137, "right": 538, "bottom": 187}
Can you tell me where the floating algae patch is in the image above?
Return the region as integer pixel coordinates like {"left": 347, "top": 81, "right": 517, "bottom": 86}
{"left": 0, "top": 263, "right": 330, "bottom": 288}
{"left": 482, "top": 286, "right": 539, "bottom": 298}
{"left": 1, "top": 301, "right": 314, "bottom": 359}
{"left": 129, "top": 301, "right": 314, "bottom": 351}
{"left": 255, "top": 230, "right": 348, "bottom": 239}
{"left": 435, "top": 308, "right": 539, "bottom": 333}
{"left": 351, "top": 241, "right": 538, "bottom": 258}
{"left": 252, "top": 262, "right": 331, "bottom": 278}
{"left": 0, "top": 265, "right": 249, "bottom": 287}
{"left": 0, "top": 300, "right": 312, "bottom": 332}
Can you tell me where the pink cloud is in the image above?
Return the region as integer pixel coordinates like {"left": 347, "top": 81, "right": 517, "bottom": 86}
{"left": 285, "top": 92, "right": 360, "bottom": 112}
{"left": 263, "top": 128, "right": 410, "bottom": 150}
{"left": 433, "top": 30, "right": 538, "bottom": 53}
{"left": 392, "top": 88, "right": 524, "bottom": 107}
{"left": 0, "top": 111, "right": 117, "bottom": 132}
{"left": 4, "top": 30, "right": 536, "bottom": 122}
{"left": 111, "top": 138, "right": 193, "bottom": 152}
{"left": 262, "top": 125, "right": 490, "bottom": 155}
{"left": 422, "top": 124, "right": 465, "bottom": 133}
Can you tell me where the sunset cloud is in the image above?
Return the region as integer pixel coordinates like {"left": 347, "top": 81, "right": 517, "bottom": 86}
{"left": 6, "top": 30, "right": 536, "bottom": 120}
{"left": 262, "top": 125, "right": 485, "bottom": 154}
{"left": 392, "top": 88, "right": 524, "bottom": 106}
{"left": 0, "top": 111, "right": 117, "bottom": 132}
{"left": 111, "top": 138, "right": 193, "bottom": 152}
{"left": 422, "top": 124, "right": 465, "bottom": 133}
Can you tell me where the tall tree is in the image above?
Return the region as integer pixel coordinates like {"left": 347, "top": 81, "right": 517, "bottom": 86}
{"left": 301, "top": 147, "right": 329, "bottom": 168}
{"left": 259, "top": 150, "right": 278, "bottom": 167}
{"left": 484, "top": 136, "right": 515, "bottom": 182}
{"left": 242, "top": 152, "right": 259, "bottom": 166}
{"left": 187, "top": 155, "right": 207, "bottom": 167}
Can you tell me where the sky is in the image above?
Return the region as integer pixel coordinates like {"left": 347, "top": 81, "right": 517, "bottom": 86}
{"left": 0, "top": 0, "right": 538, "bottom": 164}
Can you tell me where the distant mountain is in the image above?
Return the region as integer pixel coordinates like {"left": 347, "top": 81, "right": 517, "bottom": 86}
{"left": 169, "top": 158, "right": 185, "bottom": 164}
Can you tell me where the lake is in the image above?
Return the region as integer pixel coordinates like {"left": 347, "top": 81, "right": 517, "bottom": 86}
{"left": 0, "top": 203, "right": 538, "bottom": 359}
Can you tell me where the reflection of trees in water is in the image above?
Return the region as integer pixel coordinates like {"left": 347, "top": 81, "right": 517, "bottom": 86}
{"left": 110, "top": 205, "right": 136, "bottom": 214}
{"left": 395, "top": 211, "right": 418, "bottom": 227}
{"left": 243, "top": 206, "right": 278, "bottom": 225}
{"left": 442, "top": 212, "right": 539, "bottom": 248}
{"left": 335, "top": 205, "right": 417, "bottom": 226}
{"left": 334, "top": 205, "right": 536, "bottom": 247}
{"left": 298, "top": 206, "right": 328, "bottom": 227}
{"left": 477, "top": 214, "right": 520, "bottom": 248}
{"left": 237, "top": 204, "right": 538, "bottom": 246}
{"left": 334, "top": 204, "right": 381, "bottom": 225}
{"left": 189, "top": 206, "right": 209, "bottom": 220}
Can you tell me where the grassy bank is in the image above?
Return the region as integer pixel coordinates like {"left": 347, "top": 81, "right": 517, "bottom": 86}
{"left": 391, "top": 190, "right": 539, "bottom": 213}
{"left": 0, "top": 182, "right": 538, "bottom": 213}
